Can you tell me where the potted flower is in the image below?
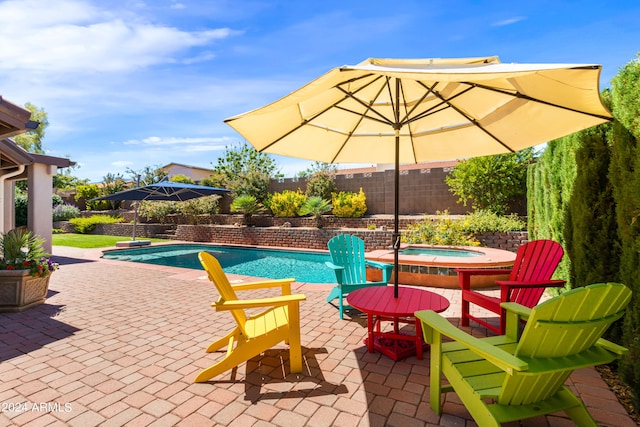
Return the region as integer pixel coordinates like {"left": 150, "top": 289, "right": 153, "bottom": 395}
{"left": 0, "top": 228, "right": 59, "bottom": 312}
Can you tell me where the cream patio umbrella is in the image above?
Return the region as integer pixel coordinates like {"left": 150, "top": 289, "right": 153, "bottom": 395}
{"left": 224, "top": 56, "right": 612, "bottom": 297}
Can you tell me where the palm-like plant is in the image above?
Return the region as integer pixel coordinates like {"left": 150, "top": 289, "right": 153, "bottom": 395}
{"left": 300, "top": 196, "right": 332, "bottom": 228}
{"left": 230, "top": 194, "right": 266, "bottom": 226}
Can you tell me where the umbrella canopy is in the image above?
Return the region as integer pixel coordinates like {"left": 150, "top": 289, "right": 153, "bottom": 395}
{"left": 92, "top": 181, "right": 230, "bottom": 202}
{"left": 224, "top": 56, "right": 612, "bottom": 296}
{"left": 91, "top": 181, "right": 230, "bottom": 241}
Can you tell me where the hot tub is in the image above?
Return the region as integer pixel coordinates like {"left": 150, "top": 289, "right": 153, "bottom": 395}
{"left": 365, "top": 244, "right": 516, "bottom": 289}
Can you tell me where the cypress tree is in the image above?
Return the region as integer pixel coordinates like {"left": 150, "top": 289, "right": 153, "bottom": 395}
{"left": 564, "top": 125, "right": 618, "bottom": 288}
{"left": 528, "top": 134, "right": 581, "bottom": 289}
{"left": 610, "top": 53, "right": 640, "bottom": 407}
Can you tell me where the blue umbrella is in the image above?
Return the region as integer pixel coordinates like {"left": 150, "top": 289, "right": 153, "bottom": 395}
{"left": 91, "top": 180, "right": 230, "bottom": 241}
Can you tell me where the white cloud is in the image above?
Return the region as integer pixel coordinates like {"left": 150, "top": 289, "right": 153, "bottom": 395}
{"left": 122, "top": 136, "right": 231, "bottom": 147}
{"left": 492, "top": 16, "right": 526, "bottom": 26}
{"left": 111, "top": 160, "right": 134, "bottom": 167}
{"left": 0, "top": 0, "right": 236, "bottom": 74}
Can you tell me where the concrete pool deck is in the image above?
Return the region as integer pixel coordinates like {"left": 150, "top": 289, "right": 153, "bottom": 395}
{"left": 0, "top": 244, "right": 634, "bottom": 426}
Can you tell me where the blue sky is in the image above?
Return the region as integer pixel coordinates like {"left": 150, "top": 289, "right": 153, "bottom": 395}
{"left": 0, "top": 0, "right": 638, "bottom": 183}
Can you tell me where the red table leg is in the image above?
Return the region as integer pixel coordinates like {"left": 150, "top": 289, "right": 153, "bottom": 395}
{"left": 367, "top": 313, "right": 375, "bottom": 353}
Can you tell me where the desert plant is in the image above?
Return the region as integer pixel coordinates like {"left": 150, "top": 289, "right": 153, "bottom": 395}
{"left": 299, "top": 197, "right": 332, "bottom": 228}
{"left": 230, "top": 194, "right": 266, "bottom": 226}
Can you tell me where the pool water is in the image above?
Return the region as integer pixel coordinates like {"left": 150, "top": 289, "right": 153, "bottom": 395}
{"left": 401, "top": 247, "right": 482, "bottom": 257}
{"left": 103, "top": 244, "right": 335, "bottom": 284}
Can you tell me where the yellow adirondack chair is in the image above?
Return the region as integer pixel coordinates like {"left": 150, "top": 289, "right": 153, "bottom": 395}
{"left": 194, "top": 251, "right": 307, "bottom": 383}
{"left": 415, "top": 282, "right": 631, "bottom": 426}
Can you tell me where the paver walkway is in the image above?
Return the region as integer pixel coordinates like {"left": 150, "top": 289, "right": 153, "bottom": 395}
{"left": 0, "top": 245, "right": 635, "bottom": 426}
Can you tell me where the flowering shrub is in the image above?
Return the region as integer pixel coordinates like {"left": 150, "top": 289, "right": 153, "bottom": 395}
{"left": 0, "top": 228, "right": 59, "bottom": 277}
{"left": 268, "top": 190, "right": 307, "bottom": 217}
{"left": 331, "top": 188, "right": 367, "bottom": 218}
{"left": 402, "top": 212, "right": 480, "bottom": 246}
{"left": 53, "top": 203, "right": 81, "bottom": 221}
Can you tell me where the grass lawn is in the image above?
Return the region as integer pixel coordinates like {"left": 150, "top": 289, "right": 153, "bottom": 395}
{"left": 52, "top": 233, "right": 170, "bottom": 248}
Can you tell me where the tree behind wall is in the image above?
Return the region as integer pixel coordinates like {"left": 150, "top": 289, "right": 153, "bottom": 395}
{"left": 446, "top": 148, "right": 533, "bottom": 215}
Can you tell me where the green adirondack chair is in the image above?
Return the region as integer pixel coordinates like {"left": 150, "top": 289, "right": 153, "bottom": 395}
{"left": 325, "top": 234, "right": 393, "bottom": 319}
{"left": 415, "top": 282, "right": 631, "bottom": 426}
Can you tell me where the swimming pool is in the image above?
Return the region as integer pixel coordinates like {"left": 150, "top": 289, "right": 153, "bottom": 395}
{"left": 102, "top": 244, "right": 335, "bottom": 284}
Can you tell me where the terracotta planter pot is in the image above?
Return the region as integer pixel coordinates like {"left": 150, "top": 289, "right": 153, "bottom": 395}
{"left": 0, "top": 270, "right": 51, "bottom": 312}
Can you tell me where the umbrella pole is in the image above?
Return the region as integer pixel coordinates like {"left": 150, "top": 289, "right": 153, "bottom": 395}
{"left": 132, "top": 175, "right": 140, "bottom": 241}
{"left": 393, "top": 129, "right": 400, "bottom": 298}
{"left": 132, "top": 202, "right": 138, "bottom": 241}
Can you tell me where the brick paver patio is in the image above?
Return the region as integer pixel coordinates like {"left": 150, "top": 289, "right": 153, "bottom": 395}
{"left": 0, "top": 245, "right": 635, "bottom": 426}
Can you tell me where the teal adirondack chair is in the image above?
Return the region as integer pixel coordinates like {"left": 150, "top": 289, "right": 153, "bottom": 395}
{"left": 415, "top": 282, "right": 631, "bottom": 426}
{"left": 325, "top": 234, "right": 393, "bottom": 319}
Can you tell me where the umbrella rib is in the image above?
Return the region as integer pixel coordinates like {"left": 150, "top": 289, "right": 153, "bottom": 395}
{"left": 414, "top": 81, "right": 515, "bottom": 152}
{"left": 260, "top": 74, "right": 391, "bottom": 153}
{"left": 335, "top": 83, "right": 395, "bottom": 126}
{"left": 395, "top": 78, "right": 419, "bottom": 162}
{"left": 472, "top": 82, "right": 613, "bottom": 121}
{"left": 398, "top": 82, "right": 439, "bottom": 126}
{"left": 408, "top": 84, "right": 475, "bottom": 124}
{"left": 329, "top": 77, "right": 398, "bottom": 163}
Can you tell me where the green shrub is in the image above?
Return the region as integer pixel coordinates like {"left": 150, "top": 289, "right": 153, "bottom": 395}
{"left": 402, "top": 213, "right": 480, "bottom": 246}
{"left": 52, "top": 193, "right": 64, "bottom": 207}
{"left": 461, "top": 210, "right": 526, "bottom": 233}
{"left": 15, "top": 193, "right": 28, "bottom": 227}
{"left": 75, "top": 184, "right": 111, "bottom": 210}
{"left": 331, "top": 188, "right": 367, "bottom": 218}
{"left": 170, "top": 174, "right": 195, "bottom": 184}
{"left": 138, "top": 201, "right": 179, "bottom": 224}
{"left": 268, "top": 190, "right": 307, "bottom": 217}
{"left": 69, "top": 215, "right": 124, "bottom": 234}
{"left": 53, "top": 204, "right": 81, "bottom": 221}
{"left": 179, "top": 196, "right": 221, "bottom": 224}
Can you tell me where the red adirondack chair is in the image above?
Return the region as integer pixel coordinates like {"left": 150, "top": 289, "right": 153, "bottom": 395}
{"left": 457, "top": 239, "right": 565, "bottom": 334}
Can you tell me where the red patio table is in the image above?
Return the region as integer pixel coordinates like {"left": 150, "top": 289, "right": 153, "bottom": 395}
{"left": 347, "top": 286, "right": 450, "bottom": 360}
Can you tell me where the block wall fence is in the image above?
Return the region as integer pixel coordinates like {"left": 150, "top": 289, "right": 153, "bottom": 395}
{"left": 62, "top": 164, "right": 527, "bottom": 216}
{"left": 268, "top": 166, "right": 467, "bottom": 215}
